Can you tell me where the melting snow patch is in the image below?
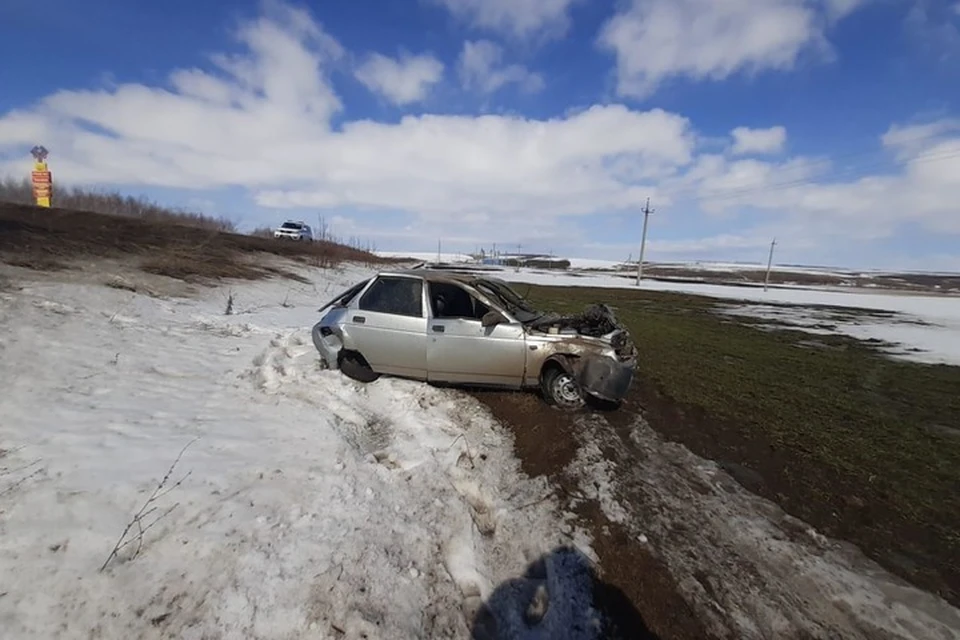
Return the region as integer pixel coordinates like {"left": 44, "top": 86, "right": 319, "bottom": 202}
{"left": 567, "top": 416, "right": 628, "bottom": 524}
{"left": 718, "top": 303, "right": 960, "bottom": 366}
{"left": 0, "top": 264, "right": 588, "bottom": 639}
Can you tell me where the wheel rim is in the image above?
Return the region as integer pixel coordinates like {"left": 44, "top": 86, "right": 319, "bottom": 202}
{"left": 552, "top": 372, "right": 583, "bottom": 407}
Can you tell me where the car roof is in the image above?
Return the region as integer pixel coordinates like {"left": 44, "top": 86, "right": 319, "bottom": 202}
{"left": 375, "top": 268, "right": 507, "bottom": 286}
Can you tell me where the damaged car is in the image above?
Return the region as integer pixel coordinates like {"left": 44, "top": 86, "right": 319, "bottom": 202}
{"left": 311, "top": 269, "right": 637, "bottom": 409}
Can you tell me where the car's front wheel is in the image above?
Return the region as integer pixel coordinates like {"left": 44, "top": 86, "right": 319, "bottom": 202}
{"left": 339, "top": 351, "right": 379, "bottom": 383}
{"left": 541, "top": 364, "right": 585, "bottom": 410}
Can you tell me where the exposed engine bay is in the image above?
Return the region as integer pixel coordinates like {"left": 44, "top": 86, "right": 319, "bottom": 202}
{"left": 527, "top": 303, "right": 637, "bottom": 361}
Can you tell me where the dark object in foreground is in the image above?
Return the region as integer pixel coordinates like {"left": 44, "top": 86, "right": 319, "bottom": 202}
{"left": 471, "top": 546, "right": 658, "bottom": 639}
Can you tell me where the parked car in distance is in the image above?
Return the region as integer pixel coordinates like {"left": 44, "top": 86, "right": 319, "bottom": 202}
{"left": 273, "top": 220, "right": 314, "bottom": 241}
{"left": 311, "top": 269, "right": 637, "bottom": 409}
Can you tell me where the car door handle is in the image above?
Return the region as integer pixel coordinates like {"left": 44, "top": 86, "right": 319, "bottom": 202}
{"left": 353, "top": 315, "right": 366, "bottom": 324}
{"left": 432, "top": 325, "right": 444, "bottom": 333}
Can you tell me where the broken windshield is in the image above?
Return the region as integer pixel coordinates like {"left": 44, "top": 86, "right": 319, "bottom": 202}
{"left": 473, "top": 279, "right": 541, "bottom": 322}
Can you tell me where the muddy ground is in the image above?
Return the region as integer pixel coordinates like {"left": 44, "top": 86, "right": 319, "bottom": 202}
{"left": 472, "top": 388, "right": 960, "bottom": 640}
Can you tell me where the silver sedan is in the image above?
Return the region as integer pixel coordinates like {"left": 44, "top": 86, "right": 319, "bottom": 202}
{"left": 311, "top": 269, "right": 636, "bottom": 409}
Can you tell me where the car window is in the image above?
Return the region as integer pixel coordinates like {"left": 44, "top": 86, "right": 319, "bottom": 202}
{"left": 429, "top": 282, "right": 490, "bottom": 320}
{"left": 359, "top": 276, "right": 423, "bottom": 317}
{"left": 280, "top": 222, "right": 301, "bottom": 230}
{"left": 320, "top": 279, "right": 369, "bottom": 310}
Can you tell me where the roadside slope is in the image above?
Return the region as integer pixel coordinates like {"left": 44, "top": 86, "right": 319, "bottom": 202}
{"left": 0, "top": 266, "right": 590, "bottom": 638}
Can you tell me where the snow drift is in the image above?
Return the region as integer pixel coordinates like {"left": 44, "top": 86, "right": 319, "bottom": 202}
{"left": 0, "top": 265, "right": 591, "bottom": 639}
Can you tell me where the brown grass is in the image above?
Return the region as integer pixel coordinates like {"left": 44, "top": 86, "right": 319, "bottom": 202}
{"left": 0, "top": 202, "right": 390, "bottom": 283}
{"left": 0, "top": 177, "right": 237, "bottom": 233}
{"left": 3, "top": 256, "right": 69, "bottom": 271}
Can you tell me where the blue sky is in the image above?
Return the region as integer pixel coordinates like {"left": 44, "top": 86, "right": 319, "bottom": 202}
{"left": 1, "top": 0, "right": 959, "bottom": 269}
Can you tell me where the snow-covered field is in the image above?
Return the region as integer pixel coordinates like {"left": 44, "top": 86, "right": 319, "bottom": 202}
{"left": 3, "top": 257, "right": 960, "bottom": 639}
{"left": 649, "top": 261, "right": 855, "bottom": 277}
{"left": 376, "top": 251, "right": 476, "bottom": 264}
{"left": 502, "top": 268, "right": 960, "bottom": 367}
{"left": 716, "top": 303, "right": 960, "bottom": 366}
{"left": 0, "top": 264, "right": 590, "bottom": 639}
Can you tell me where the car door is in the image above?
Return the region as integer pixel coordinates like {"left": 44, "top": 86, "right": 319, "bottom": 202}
{"left": 425, "top": 281, "right": 526, "bottom": 388}
{"left": 346, "top": 275, "right": 428, "bottom": 379}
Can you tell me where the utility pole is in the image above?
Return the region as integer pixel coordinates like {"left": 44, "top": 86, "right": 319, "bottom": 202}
{"left": 437, "top": 238, "right": 441, "bottom": 264}
{"left": 516, "top": 243, "right": 522, "bottom": 272}
{"left": 635, "top": 198, "right": 654, "bottom": 286}
{"left": 764, "top": 238, "right": 777, "bottom": 292}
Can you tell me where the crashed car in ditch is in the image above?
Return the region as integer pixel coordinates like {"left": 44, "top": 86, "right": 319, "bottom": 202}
{"left": 311, "top": 269, "right": 637, "bottom": 409}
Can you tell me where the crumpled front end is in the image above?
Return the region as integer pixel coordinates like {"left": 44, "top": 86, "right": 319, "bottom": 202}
{"left": 528, "top": 304, "right": 638, "bottom": 403}
{"left": 577, "top": 351, "right": 635, "bottom": 402}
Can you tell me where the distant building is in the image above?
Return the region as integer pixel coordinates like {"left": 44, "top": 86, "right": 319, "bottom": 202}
{"left": 477, "top": 248, "right": 570, "bottom": 270}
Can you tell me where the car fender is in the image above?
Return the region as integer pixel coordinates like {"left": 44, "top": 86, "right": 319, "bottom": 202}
{"left": 535, "top": 347, "right": 634, "bottom": 402}
{"left": 539, "top": 353, "right": 579, "bottom": 379}
{"left": 336, "top": 323, "right": 360, "bottom": 352}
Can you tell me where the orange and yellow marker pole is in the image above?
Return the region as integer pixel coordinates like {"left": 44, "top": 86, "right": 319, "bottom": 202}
{"left": 30, "top": 145, "right": 52, "bottom": 208}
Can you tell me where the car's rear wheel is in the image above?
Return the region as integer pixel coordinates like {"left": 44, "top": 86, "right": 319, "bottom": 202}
{"left": 339, "top": 351, "right": 379, "bottom": 383}
{"left": 541, "top": 364, "right": 585, "bottom": 410}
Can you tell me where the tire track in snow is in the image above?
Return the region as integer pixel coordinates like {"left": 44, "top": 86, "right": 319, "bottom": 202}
{"left": 240, "top": 330, "right": 594, "bottom": 634}
{"left": 0, "top": 271, "right": 596, "bottom": 639}
{"left": 569, "top": 412, "right": 960, "bottom": 640}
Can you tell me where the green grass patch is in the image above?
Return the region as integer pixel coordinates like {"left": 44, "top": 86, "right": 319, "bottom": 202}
{"left": 513, "top": 281, "right": 960, "bottom": 601}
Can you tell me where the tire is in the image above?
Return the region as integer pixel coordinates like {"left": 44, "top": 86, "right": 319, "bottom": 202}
{"left": 541, "top": 363, "right": 585, "bottom": 410}
{"left": 339, "top": 351, "right": 379, "bottom": 383}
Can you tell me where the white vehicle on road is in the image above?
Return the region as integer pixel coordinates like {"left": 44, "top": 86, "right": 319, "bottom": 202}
{"left": 273, "top": 220, "right": 314, "bottom": 241}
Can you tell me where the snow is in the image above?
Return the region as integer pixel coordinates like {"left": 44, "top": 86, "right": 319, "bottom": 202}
{"left": 375, "top": 251, "right": 476, "bottom": 264}
{"left": 649, "top": 261, "right": 855, "bottom": 277}
{"left": 569, "top": 414, "right": 960, "bottom": 640}
{"left": 717, "top": 303, "right": 960, "bottom": 366}
{"left": 563, "top": 258, "right": 628, "bottom": 270}
{"left": 0, "top": 264, "right": 591, "bottom": 639}
{"left": 503, "top": 268, "right": 960, "bottom": 367}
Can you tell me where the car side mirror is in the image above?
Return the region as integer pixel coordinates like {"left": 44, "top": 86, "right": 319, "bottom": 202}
{"left": 481, "top": 310, "right": 507, "bottom": 327}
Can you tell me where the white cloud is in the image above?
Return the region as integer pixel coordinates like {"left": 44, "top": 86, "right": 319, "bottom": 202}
{"left": 882, "top": 118, "right": 960, "bottom": 158}
{"left": 429, "top": 0, "right": 580, "bottom": 39}
{"left": 906, "top": 1, "right": 960, "bottom": 59}
{"left": 731, "top": 126, "right": 788, "bottom": 155}
{"left": 354, "top": 52, "right": 444, "bottom": 106}
{"left": 681, "top": 120, "right": 960, "bottom": 236}
{"left": 0, "top": 5, "right": 693, "bottom": 229}
{"left": 598, "top": 0, "right": 865, "bottom": 99}
{"left": 457, "top": 40, "right": 544, "bottom": 94}
{"left": 0, "top": 2, "right": 958, "bottom": 263}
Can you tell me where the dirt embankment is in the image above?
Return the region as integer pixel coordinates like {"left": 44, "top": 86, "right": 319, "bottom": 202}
{"left": 0, "top": 202, "right": 391, "bottom": 283}
{"left": 473, "top": 389, "right": 960, "bottom": 640}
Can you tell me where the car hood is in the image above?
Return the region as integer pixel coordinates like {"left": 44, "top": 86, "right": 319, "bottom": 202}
{"left": 525, "top": 304, "right": 636, "bottom": 359}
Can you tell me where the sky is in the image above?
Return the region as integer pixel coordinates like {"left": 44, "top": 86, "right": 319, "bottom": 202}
{"left": 0, "top": 0, "right": 959, "bottom": 270}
